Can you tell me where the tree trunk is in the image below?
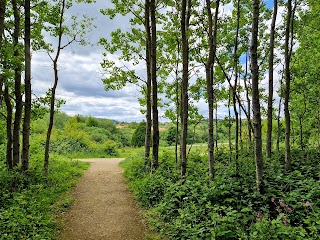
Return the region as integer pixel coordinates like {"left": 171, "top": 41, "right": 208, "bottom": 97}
{"left": 175, "top": 39, "right": 180, "bottom": 167}
{"left": 276, "top": 83, "right": 282, "bottom": 152}
{"left": 284, "top": 0, "right": 292, "bottom": 171}
{"left": 180, "top": 0, "right": 191, "bottom": 177}
{"left": 0, "top": 75, "right": 3, "bottom": 108}
{"left": 228, "top": 88, "right": 232, "bottom": 159}
{"left": 12, "top": 0, "right": 22, "bottom": 167}
{"left": 205, "top": 0, "right": 219, "bottom": 180}
{"left": 266, "top": 0, "right": 278, "bottom": 158}
{"left": 150, "top": 0, "right": 159, "bottom": 170}
{"left": 22, "top": 0, "right": 31, "bottom": 171}
{"left": 44, "top": 0, "right": 66, "bottom": 174}
{"left": 4, "top": 86, "right": 13, "bottom": 170}
{"left": 251, "top": 0, "right": 264, "bottom": 193}
{"left": 215, "top": 104, "right": 218, "bottom": 150}
{"left": 0, "top": 0, "right": 6, "bottom": 49}
{"left": 243, "top": 52, "right": 252, "bottom": 143}
{"left": 239, "top": 100, "right": 243, "bottom": 150}
{"left": 299, "top": 97, "right": 307, "bottom": 151}
{"left": 233, "top": 0, "right": 240, "bottom": 173}
{"left": 144, "top": 0, "right": 152, "bottom": 166}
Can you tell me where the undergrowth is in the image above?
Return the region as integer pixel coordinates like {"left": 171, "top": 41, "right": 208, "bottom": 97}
{"left": 121, "top": 149, "right": 320, "bottom": 239}
{"left": 0, "top": 154, "right": 90, "bottom": 240}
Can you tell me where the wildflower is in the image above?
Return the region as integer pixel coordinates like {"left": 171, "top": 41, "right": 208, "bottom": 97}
{"left": 283, "top": 218, "right": 287, "bottom": 225}
{"left": 257, "top": 212, "right": 262, "bottom": 221}
{"left": 306, "top": 201, "right": 311, "bottom": 207}
{"left": 271, "top": 197, "right": 275, "bottom": 203}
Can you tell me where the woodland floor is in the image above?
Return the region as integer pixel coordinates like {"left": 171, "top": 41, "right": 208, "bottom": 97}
{"left": 59, "top": 158, "right": 148, "bottom": 240}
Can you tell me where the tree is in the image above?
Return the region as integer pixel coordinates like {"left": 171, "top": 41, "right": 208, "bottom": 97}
{"left": 22, "top": 0, "right": 31, "bottom": 171}
{"left": 232, "top": 0, "right": 241, "bottom": 173}
{"left": 150, "top": 0, "right": 159, "bottom": 170}
{"left": 205, "top": 0, "right": 220, "bottom": 180}
{"left": 144, "top": 0, "right": 152, "bottom": 166}
{"left": 266, "top": 0, "right": 278, "bottom": 158}
{"left": 284, "top": 0, "right": 293, "bottom": 171}
{"left": 0, "top": 0, "right": 6, "bottom": 49}
{"left": 44, "top": 0, "right": 93, "bottom": 173}
{"left": 251, "top": 0, "right": 264, "bottom": 193}
{"left": 12, "top": 0, "right": 23, "bottom": 167}
{"left": 180, "top": 0, "right": 191, "bottom": 177}
{"left": 4, "top": 86, "right": 13, "bottom": 170}
{"left": 131, "top": 121, "right": 147, "bottom": 147}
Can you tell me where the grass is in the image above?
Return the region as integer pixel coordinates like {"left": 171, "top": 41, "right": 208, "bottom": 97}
{"left": 0, "top": 154, "right": 90, "bottom": 240}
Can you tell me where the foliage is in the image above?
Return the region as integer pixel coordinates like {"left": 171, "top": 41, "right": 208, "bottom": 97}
{"left": 121, "top": 149, "right": 320, "bottom": 239}
{"left": 0, "top": 154, "right": 89, "bottom": 240}
{"left": 131, "top": 121, "right": 146, "bottom": 147}
{"left": 29, "top": 113, "right": 133, "bottom": 158}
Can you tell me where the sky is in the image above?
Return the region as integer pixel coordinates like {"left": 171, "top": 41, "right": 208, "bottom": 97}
{"left": 32, "top": 0, "right": 279, "bottom": 122}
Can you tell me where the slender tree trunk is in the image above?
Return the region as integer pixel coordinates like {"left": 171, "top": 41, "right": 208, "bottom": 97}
{"left": 299, "top": 97, "right": 307, "bottom": 150}
{"left": 266, "top": 0, "right": 278, "bottom": 158}
{"left": 251, "top": 0, "right": 264, "bottom": 193}
{"left": 22, "top": 0, "right": 31, "bottom": 171}
{"left": 228, "top": 88, "right": 232, "bottom": 158}
{"left": 12, "top": 0, "right": 22, "bottom": 167}
{"left": 0, "top": 0, "right": 6, "bottom": 50}
{"left": 239, "top": 100, "right": 243, "bottom": 150}
{"left": 175, "top": 39, "right": 180, "bottom": 167}
{"left": 180, "top": 0, "right": 191, "bottom": 177}
{"left": 4, "top": 86, "right": 13, "bottom": 170}
{"left": 284, "top": 0, "right": 292, "bottom": 171}
{"left": 150, "top": 0, "right": 159, "bottom": 170}
{"left": 205, "top": 0, "right": 220, "bottom": 180}
{"left": 144, "top": 0, "right": 152, "bottom": 166}
{"left": 233, "top": 0, "right": 240, "bottom": 173}
{"left": 44, "top": 0, "right": 66, "bottom": 174}
{"left": 244, "top": 52, "right": 252, "bottom": 143}
{"left": 205, "top": 0, "right": 214, "bottom": 180}
{"left": 0, "top": 73, "right": 4, "bottom": 109}
{"left": 276, "top": 82, "right": 282, "bottom": 152}
{"left": 215, "top": 104, "right": 218, "bottom": 150}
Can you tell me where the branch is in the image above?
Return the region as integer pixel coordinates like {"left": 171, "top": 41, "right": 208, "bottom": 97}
{"left": 215, "top": 55, "right": 254, "bottom": 133}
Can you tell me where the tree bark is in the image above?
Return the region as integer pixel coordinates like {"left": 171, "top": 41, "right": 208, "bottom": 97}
{"left": 150, "top": 0, "right": 159, "bottom": 170}
{"left": 175, "top": 39, "right": 180, "bottom": 167}
{"left": 228, "top": 88, "right": 232, "bottom": 159}
{"left": 215, "top": 104, "right": 218, "bottom": 150}
{"left": 44, "top": 0, "right": 66, "bottom": 174}
{"left": 180, "top": 0, "right": 191, "bottom": 177}
{"left": 243, "top": 52, "right": 252, "bottom": 143}
{"left": 233, "top": 0, "right": 240, "bottom": 173}
{"left": 205, "top": 0, "right": 220, "bottom": 180}
{"left": 12, "top": 0, "right": 22, "bottom": 167}
{"left": 22, "top": 0, "right": 31, "bottom": 171}
{"left": 251, "top": 0, "right": 264, "bottom": 193}
{"left": 284, "top": 0, "right": 292, "bottom": 171}
{"left": 266, "top": 0, "right": 278, "bottom": 158}
{"left": 0, "top": 80, "right": 2, "bottom": 109}
{"left": 144, "top": 0, "right": 152, "bottom": 166}
{"left": 276, "top": 78, "right": 283, "bottom": 152}
{"left": 4, "top": 86, "right": 13, "bottom": 170}
{"left": 0, "top": 0, "right": 6, "bottom": 50}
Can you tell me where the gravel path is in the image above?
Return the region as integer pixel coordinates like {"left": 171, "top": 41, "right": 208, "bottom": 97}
{"left": 59, "top": 158, "right": 148, "bottom": 240}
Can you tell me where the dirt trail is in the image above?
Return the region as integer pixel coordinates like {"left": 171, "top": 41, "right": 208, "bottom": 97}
{"left": 59, "top": 158, "right": 148, "bottom": 240}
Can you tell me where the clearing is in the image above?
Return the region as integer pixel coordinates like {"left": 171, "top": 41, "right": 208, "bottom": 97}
{"left": 59, "top": 158, "right": 148, "bottom": 240}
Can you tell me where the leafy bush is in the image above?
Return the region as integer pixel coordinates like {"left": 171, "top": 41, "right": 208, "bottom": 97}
{"left": 0, "top": 155, "right": 89, "bottom": 239}
{"left": 131, "top": 121, "right": 146, "bottom": 147}
{"left": 121, "top": 149, "right": 320, "bottom": 239}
